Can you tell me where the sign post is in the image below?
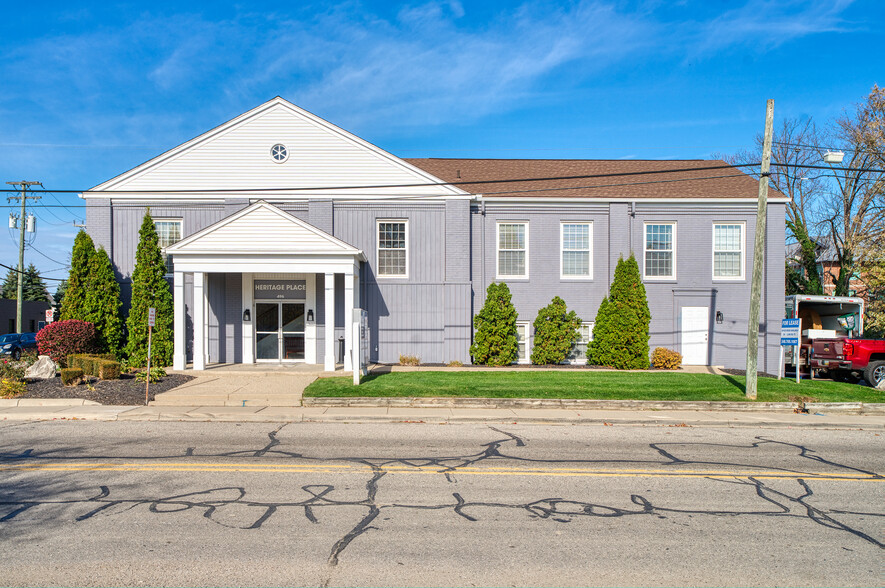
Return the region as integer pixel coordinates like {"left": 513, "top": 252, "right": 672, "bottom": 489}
{"left": 45, "top": 309, "right": 53, "bottom": 324}
{"left": 146, "top": 307, "right": 155, "bottom": 405}
{"left": 781, "top": 318, "right": 801, "bottom": 384}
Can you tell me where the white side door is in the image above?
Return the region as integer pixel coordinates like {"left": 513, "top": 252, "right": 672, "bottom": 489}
{"left": 681, "top": 307, "right": 709, "bottom": 365}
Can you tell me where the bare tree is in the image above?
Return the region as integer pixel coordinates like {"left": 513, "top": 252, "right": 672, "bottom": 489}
{"left": 819, "top": 86, "right": 885, "bottom": 296}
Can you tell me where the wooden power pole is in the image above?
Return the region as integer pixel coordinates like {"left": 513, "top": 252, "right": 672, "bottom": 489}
{"left": 6, "top": 181, "right": 42, "bottom": 334}
{"left": 745, "top": 100, "right": 774, "bottom": 399}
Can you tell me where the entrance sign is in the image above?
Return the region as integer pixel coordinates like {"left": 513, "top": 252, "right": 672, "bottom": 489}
{"left": 254, "top": 279, "right": 306, "bottom": 300}
{"left": 352, "top": 308, "right": 369, "bottom": 385}
{"left": 781, "top": 318, "right": 800, "bottom": 346}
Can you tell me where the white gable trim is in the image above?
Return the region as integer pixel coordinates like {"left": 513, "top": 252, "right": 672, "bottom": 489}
{"left": 166, "top": 200, "right": 366, "bottom": 260}
{"left": 87, "top": 97, "right": 466, "bottom": 197}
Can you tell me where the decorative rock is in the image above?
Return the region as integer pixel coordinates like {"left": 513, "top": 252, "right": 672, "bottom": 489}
{"left": 25, "top": 355, "right": 58, "bottom": 380}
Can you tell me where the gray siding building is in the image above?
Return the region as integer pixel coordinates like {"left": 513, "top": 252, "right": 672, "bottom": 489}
{"left": 84, "top": 97, "right": 786, "bottom": 374}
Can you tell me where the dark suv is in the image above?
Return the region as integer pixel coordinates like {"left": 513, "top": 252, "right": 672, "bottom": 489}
{"left": 0, "top": 332, "right": 38, "bottom": 361}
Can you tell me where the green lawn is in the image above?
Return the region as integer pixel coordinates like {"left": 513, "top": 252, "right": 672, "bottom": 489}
{"left": 304, "top": 371, "right": 884, "bottom": 403}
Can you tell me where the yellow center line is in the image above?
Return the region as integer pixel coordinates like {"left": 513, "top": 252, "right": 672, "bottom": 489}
{"left": 0, "top": 462, "right": 880, "bottom": 481}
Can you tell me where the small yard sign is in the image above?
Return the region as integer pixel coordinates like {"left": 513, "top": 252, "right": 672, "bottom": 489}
{"left": 45, "top": 309, "right": 53, "bottom": 323}
{"left": 148, "top": 307, "right": 156, "bottom": 327}
{"left": 781, "top": 318, "right": 800, "bottom": 346}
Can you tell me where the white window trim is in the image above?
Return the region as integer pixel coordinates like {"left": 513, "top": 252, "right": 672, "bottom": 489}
{"left": 515, "top": 321, "right": 531, "bottom": 364}
{"left": 496, "top": 221, "right": 529, "bottom": 280}
{"left": 154, "top": 218, "right": 183, "bottom": 277}
{"left": 712, "top": 221, "right": 746, "bottom": 281}
{"left": 643, "top": 221, "right": 677, "bottom": 281}
{"left": 560, "top": 221, "right": 593, "bottom": 280}
{"left": 566, "top": 322, "right": 594, "bottom": 364}
{"left": 376, "top": 219, "right": 409, "bottom": 279}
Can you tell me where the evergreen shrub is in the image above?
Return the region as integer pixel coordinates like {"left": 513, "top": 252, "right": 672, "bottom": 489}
{"left": 97, "top": 360, "right": 121, "bottom": 380}
{"left": 125, "top": 211, "right": 174, "bottom": 367}
{"left": 651, "top": 347, "right": 682, "bottom": 370}
{"left": 470, "top": 282, "right": 519, "bottom": 366}
{"left": 530, "top": 296, "right": 582, "bottom": 365}
{"left": 36, "top": 320, "right": 98, "bottom": 366}
{"left": 589, "top": 255, "right": 651, "bottom": 369}
{"left": 61, "top": 368, "right": 84, "bottom": 386}
{"left": 60, "top": 231, "right": 95, "bottom": 321}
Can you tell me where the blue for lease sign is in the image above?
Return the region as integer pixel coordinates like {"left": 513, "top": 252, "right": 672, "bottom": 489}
{"left": 781, "top": 318, "right": 800, "bottom": 346}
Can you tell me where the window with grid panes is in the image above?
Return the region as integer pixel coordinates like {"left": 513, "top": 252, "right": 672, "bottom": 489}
{"left": 498, "top": 223, "right": 527, "bottom": 278}
{"left": 713, "top": 223, "right": 743, "bottom": 278}
{"left": 561, "top": 223, "right": 591, "bottom": 277}
{"left": 644, "top": 223, "right": 674, "bottom": 278}
{"left": 154, "top": 220, "right": 182, "bottom": 275}
{"left": 567, "top": 323, "right": 593, "bottom": 362}
{"left": 377, "top": 221, "right": 407, "bottom": 276}
{"left": 515, "top": 322, "right": 530, "bottom": 363}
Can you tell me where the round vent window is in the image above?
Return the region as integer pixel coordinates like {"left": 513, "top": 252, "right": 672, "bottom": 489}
{"left": 270, "top": 144, "right": 288, "bottom": 163}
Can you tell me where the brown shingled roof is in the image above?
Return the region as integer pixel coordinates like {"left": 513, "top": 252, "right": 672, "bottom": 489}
{"left": 405, "top": 158, "right": 786, "bottom": 199}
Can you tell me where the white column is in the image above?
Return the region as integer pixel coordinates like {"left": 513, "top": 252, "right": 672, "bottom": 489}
{"left": 242, "top": 273, "right": 254, "bottom": 364}
{"left": 344, "top": 269, "right": 354, "bottom": 371}
{"left": 193, "top": 272, "right": 206, "bottom": 370}
{"left": 324, "top": 272, "right": 335, "bottom": 371}
{"left": 173, "top": 270, "right": 186, "bottom": 370}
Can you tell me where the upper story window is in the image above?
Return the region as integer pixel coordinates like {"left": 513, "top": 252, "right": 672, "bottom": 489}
{"left": 561, "top": 222, "right": 592, "bottom": 279}
{"left": 713, "top": 223, "right": 745, "bottom": 280}
{"left": 270, "top": 144, "right": 289, "bottom": 163}
{"left": 644, "top": 222, "right": 676, "bottom": 280}
{"left": 154, "top": 219, "right": 182, "bottom": 274}
{"left": 497, "top": 222, "right": 528, "bottom": 279}
{"left": 377, "top": 220, "right": 408, "bottom": 277}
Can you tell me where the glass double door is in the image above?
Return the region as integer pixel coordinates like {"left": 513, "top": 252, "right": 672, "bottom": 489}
{"left": 256, "top": 302, "right": 305, "bottom": 361}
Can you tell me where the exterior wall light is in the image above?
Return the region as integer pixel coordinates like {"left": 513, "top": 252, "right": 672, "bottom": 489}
{"left": 307, "top": 309, "right": 314, "bottom": 322}
{"left": 823, "top": 150, "right": 845, "bottom": 164}
{"left": 243, "top": 309, "right": 251, "bottom": 322}
{"left": 716, "top": 311, "right": 724, "bottom": 324}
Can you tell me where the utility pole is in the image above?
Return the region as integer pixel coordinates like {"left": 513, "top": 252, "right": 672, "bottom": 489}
{"left": 745, "top": 100, "right": 774, "bottom": 399}
{"left": 6, "top": 181, "right": 42, "bottom": 334}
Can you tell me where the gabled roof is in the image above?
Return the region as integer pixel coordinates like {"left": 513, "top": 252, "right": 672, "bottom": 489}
{"left": 166, "top": 201, "right": 365, "bottom": 260}
{"left": 87, "top": 97, "right": 466, "bottom": 198}
{"left": 405, "top": 158, "right": 788, "bottom": 200}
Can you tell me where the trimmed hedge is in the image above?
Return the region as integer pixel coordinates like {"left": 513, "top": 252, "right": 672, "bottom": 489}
{"left": 66, "top": 353, "right": 121, "bottom": 380}
{"left": 61, "top": 368, "right": 84, "bottom": 386}
{"left": 531, "top": 296, "right": 582, "bottom": 365}
{"left": 470, "top": 282, "right": 519, "bottom": 366}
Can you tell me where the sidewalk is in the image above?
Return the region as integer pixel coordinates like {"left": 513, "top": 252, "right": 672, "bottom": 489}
{"left": 1, "top": 398, "right": 883, "bottom": 429}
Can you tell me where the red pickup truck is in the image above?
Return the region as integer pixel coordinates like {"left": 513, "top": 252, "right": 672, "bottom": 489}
{"left": 810, "top": 338, "right": 885, "bottom": 387}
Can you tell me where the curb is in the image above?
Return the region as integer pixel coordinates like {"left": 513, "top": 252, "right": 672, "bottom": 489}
{"left": 302, "top": 397, "right": 885, "bottom": 415}
{"left": 0, "top": 398, "right": 101, "bottom": 407}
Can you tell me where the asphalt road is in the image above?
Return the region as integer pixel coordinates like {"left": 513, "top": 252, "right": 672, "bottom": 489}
{"left": 1, "top": 420, "right": 882, "bottom": 587}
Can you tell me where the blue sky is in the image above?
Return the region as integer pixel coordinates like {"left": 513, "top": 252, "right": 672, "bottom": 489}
{"left": 1, "top": 0, "right": 882, "bottom": 285}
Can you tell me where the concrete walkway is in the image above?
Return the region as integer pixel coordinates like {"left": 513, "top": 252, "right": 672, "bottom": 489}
{"left": 1, "top": 398, "right": 883, "bottom": 429}
{"left": 153, "top": 373, "right": 320, "bottom": 407}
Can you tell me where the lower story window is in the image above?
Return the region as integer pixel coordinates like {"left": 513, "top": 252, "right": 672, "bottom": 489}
{"left": 515, "top": 322, "right": 531, "bottom": 363}
{"left": 567, "top": 323, "right": 593, "bottom": 363}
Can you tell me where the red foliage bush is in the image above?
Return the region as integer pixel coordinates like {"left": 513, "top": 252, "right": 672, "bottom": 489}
{"left": 36, "top": 320, "right": 98, "bottom": 366}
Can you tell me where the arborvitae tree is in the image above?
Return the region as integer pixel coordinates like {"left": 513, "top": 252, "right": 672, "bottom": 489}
{"left": 83, "top": 247, "right": 124, "bottom": 355}
{"left": 60, "top": 230, "right": 96, "bottom": 320}
{"left": 530, "top": 296, "right": 581, "bottom": 365}
{"left": 22, "top": 264, "right": 49, "bottom": 302}
{"left": 589, "top": 255, "right": 651, "bottom": 369}
{"left": 125, "top": 211, "right": 174, "bottom": 367}
{"left": 470, "top": 282, "right": 519, "bottom": 366}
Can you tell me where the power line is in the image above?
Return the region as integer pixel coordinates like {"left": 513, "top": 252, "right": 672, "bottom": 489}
{"left": 476, "top": 173, "right": 750, "bottom": 197}
{"left": 26, "top": 244, "right": 69, "bottom": 266}
{"left": 772, "top": 140, "right": 885, "bottom": 157}
{"left": 0, "top": 261, "right": 66, "bottom": 281}
{"left": 0, "top": 163, "right": 761, "bottom": 194}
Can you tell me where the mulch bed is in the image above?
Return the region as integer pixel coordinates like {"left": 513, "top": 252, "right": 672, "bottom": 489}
{"left": 20, "top": 373, "right": 195, "bottom": 405}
